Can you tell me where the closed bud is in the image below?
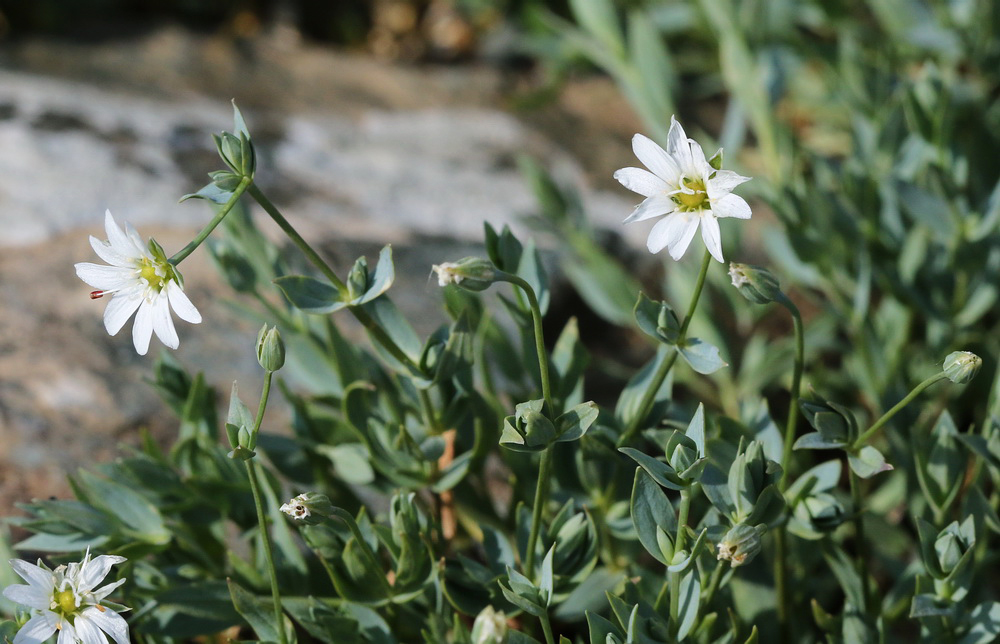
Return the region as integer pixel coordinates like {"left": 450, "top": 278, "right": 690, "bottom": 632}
{"left": 942, "top": 351, "right": 981, "bottom": 384}
{"left": 716, "top": 523, "right": 766, "bottom": 567}
{"left": 280, "top": 492, "right": 333, "bottom": 525}
{"left": 471, "top": 606, "right": 508, "bottom": 644}
{"left": 728, "top": 263, "right": 783, "bottom": 305}
{"left": 256, "top": 325, "right": 285, "bottom": 372}
{"left": 432, "top": 257, "right": 496, "bottom": 292}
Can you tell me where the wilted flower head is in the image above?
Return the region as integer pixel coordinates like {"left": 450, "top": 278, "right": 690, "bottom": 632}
{"left": 716, "top": 523, "right": 766, "bottom": 567}
{"left": 729, "top": 263, "right": 782, "bottom": 305}
{"left": 614, "top": 117, "right": 751, "bottom": 262}
{"left": 471, "top": 605, "right": 508, "bottom": 644}
{"left": 280, "top": 493, "right": 332, "bottom": 525}
{"left": 75, "top": 210, "right": 202, "bottom": 355}
{"left": 942, "top": 351, "right": 981, "bottom": 384}
{"left": 2, "top": 549, "right": 130, "bottom": 644}
{"left": 432, "top": 257, "right": 496, "bottom": 291}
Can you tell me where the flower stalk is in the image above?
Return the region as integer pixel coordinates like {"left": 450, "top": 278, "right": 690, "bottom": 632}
{"left": 170, "top": 176, "right": 253, "bottom": 266}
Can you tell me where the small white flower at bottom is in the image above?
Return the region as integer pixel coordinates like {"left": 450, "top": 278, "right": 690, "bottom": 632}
{"left": 280, "top": 494, "right": 311, "bottom": 520}
{"left": 2, "top": 549, "right": 130, "bottom": 644}
{"left": 75, "top": 210, "right": 202, "bottom": 356}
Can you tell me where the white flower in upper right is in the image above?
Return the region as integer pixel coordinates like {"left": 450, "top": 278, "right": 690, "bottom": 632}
{"left": 614, "top": 116, "right": 751, "bottom": 263}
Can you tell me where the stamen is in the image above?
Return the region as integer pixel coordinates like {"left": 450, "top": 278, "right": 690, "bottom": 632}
{"left": 90, "top": 290, "right": 105, "bottom": 300}
{"left": 97, "top": 604, "right": 106, "bottom": 613}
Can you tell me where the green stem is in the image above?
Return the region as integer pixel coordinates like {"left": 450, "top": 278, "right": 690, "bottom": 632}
{"left": 849, "top": 467, "right": 871, "bottom": 616}
{"left": 703, "top": 558, "right": 726, "bottom": 608}
{"left": 170, "top": 176, "right": 252, "bottom": 265}
{"left": 618, "top": 249, "right": 714, "bottom": 447}
{"left": 774, "top": 294, "right": 803, "bottom": 640}
{"left": 245, "top": 458, "right": 288, "bottom": 644}
{"left": 496, "top": 272, "right": 554, "bottom": 415}
{"left": 524, "top": 448, "right": 555, "bottom": 573}
{"left": 853, "top": 372, "right": 949, "bottom": 448}
{"left": 249, "top": 371, "right": 272, "bottom": 444}
{"left": 539, "top": 611, "right": 556, "bottom": 644}
{"left": 248, "top": 184, "right": 423, "bottom": 374}
{"left": 419, "top": 389, "right": 443, "bottom": 434}
{"left": 668, "top": 488, "right": 693, "bottom": 631}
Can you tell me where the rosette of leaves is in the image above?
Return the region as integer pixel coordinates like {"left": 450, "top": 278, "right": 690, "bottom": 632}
{"left": 275, "top": 245, "right": 395, "bottom": 315}
{"left": 620, "top": 404, "right": 709, "bottom": 491}
{"left": 793, "top": 395, "right": 893, "bottom": 478}
{"left": 499, "top": 399, "right": 598, "bottom": 452}
{"left": 633, "top": 293, "right": 727, "bottom": 375}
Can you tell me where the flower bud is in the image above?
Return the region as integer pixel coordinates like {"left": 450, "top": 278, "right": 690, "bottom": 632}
{"left": 432, "top": 257, "right": 496, "bottom": 292}
{"left": 280, "top": 492, "right": 333, "bottom": 525}
{"left": 471, "top": 606, "right": 508, "bottom": 644}
{"left": 214, "top": 131, "right": 256, "bottom": 178}
{"left": 728, "top": 263, "right": 782, "bottom": 305}
{"left": 256, "top": 325, "right": 285, "bottom": 372}
{"left": 942, "top": 351, "right": 981, "bottom": 384}
{"left": 716, "top": 523, "right": 766, "bottom": 567}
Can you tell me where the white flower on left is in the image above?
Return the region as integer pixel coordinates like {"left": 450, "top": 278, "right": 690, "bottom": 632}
{"left": 75, "top": 210, "right": 202, "bottom": 355}
{"left": 2, "top": 550, "right": 131, "bottom": 644}
{"left": 614, "top": 116, "right": 752, "bottom": 263}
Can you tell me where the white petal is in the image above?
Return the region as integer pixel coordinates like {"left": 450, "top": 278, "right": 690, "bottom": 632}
{"left": 75, "top": 264, "right": 134, "bottom": 291}
{"left": 711, "top": 194, "right": 752, "bottom": 219}
{"left": 613, "top": 167, "right": 669, "bottom": 197}
{"left": 76, "top": 555, "right": 126, "bottom": 594}
{"left": 12, "top": 612, "right": 59, "bottom": 644}
{"left": 124, "top": 221, "right": 150, "bottom": 258}
{"left": 165, "top": 281, "right": 202, "bottom": 324}
{"left": 132, "top": 301, "right": 154, "bottom": 356}
{"left": 623, "top": 194, "right": 677, "bottom": 224}
{"left": 103, "top": 293, "right": 143, "bottom": 336}
{"left": 707, "top": 169, "right": 751, "bottom": 196}
{"left": 89, "top": 237, "right": 135, "bottom": 268}
{"left": 701, "top": 214, "right": 724, "bottom": 263}
{"left": 93, "top": 578, "right": 126, "bottom": 601}
{"left": 647, "top": 212, "right": 700, "bottom": 260}
{"left": 2, "top": 584, "right": 51, "bottom": 610}
{"left": 8, "top": 560, "right": 54, "bottom": 590}
{"left": 666, "top": 117, "right": 693, "bottom": 170}
{"left": 104, "top": 211, "right": 139, "bottom": 257}
{"left": 631, "top": 134, "right": 680, "bottom": 183}
{"left": 56, "top": 620, "right": 78, "bottom": 644}
{"left": 80, "top": 606, "right": 131, "bottom": 644}
{"left": 688, "top": 140, "right": 710, "bottom": 174}
{"left": 151, "top": 297, "right": 179, "bottom": 350}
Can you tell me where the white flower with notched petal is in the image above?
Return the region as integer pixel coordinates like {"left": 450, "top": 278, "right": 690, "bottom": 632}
{"left": 614, "top": 116, "right": 752, "bottom": 263}
{"left": 75, "top": 210, "right": 202, "bottom": 355}
{"left": 2, "top": 550, "right": 131, "bottom": 644}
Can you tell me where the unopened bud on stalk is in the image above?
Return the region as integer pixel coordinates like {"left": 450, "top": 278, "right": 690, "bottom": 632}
{"left": 942, "top": 351, "right": 981, "bottom": 384}
{"left": 716, "top": 523, "right": 765, "bottom": 567}
{"left": 280, "top": 492, "right": 333, "bottom": 525}
{"left": 728, "top": 263, "right": 782, "bottom": 305}
{"left": 471, "top": 605, "right": 508, "bottom": 644}
{"left": 256, "top": 325, "right": 285, "bottom": 372}
{"left": 432, "top": 257, "right": 496, "bottom": 292}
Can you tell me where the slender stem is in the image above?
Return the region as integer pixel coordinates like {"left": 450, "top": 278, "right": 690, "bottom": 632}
{"left": 539, "top": 612, "right": 556, "bottom": 644}
{"left": 248, "top": 184, "right": 423, "bottom": 374}
{"left": 774, "top": 294, "right": 803, "bottom": 640}
{"left": 618, "top": 249, "right": 714, "bottom": 446}
{"left": 245, "top": 459, "right": 288, "bottom": 644}
{"left": 419, "top": 388, "right": 442, "bottom": 434}
{"left": 668, "top": 488, "right": 693, "bottom": 630}
{"left": 849, "top": 468, "right": 871, "bottom": 615}
{"left": 524, "top": 448, "right": 555, "bottom": 573}
{"left": 496, "top": 272, "right": 554, "bottom": 415}
{"left": 702, "top": 558, "right": 726, "bottom": 608}
{"left": 853, "top": 372, "right": 949, "bottom": 447}
{"left": 170, "top": 176, "right": 252, "bottom": 265}
{"left": 249, "top": 371, "right": 272, "bottom": 444}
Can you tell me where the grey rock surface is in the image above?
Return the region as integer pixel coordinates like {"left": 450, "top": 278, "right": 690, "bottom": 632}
{"left": 0, "top": 26, "right": 645, "bottom": 510}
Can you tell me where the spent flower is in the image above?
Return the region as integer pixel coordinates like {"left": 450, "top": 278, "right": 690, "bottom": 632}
{"left": 431, "top": 257, "right": 496, "bottom": 291}
{"left": 280, "top": 493, "right": 333, "bottom": 525}
{"left": 942, "top": 351, "right": 981, "bottom": 384}
{"left": 615, "top": 116, "right": 751, "bottom": 262}
{"left": 729, "top": 263, "right": 782, "bottom": 305}
{"left": 75, "top": 211, "right": 202, "bottom": 355}
{"left": 2, "top": 549, "right": 130, "bottom": 644}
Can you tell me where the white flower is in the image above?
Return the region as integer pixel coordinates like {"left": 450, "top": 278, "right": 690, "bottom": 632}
{"left": 75, "top": 210, "right": 202, "bottom": 355}
{"left": 280, "top": 494, "right": 311, "bottom": 520}
{"left": 614, "top": 116, "right": 752, "bottom": 263}
{"left": 2, "top": 550, "right": 130, "bottom": 644}
{"left": 432, "top": 262, "right": 464, "bottom": 287}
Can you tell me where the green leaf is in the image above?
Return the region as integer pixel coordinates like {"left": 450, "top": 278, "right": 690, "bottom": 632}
{"left": 569, "top": 0, "right": 623, "bottom": 54}
{"left": 686, "top": 403, "right": 706, "bottom": 456}
{"left": 555, "top": 401, "right": 599, "bottom": 442}
{"left": 615, "top": 346, "right": 673, "bottom": 428}
{"left": 274, "top": 275, "right": 345, "bottom": 314}
{"left": 316, "top": 444, "right": 375, "bottom": 485}
{"left": 357, "top": 245, "right": 395, "bottom": 305}
{"left": 793, "top": 432, "right": 849, "bottom": 450}
{"left": 786, "top": 460, "right": 842, "bottom": 503}
{"left": 629, "top": 469, "right": 676, "bottom": 565}
{"left": 677, "top": 339, "right": 728, "bottom": 374}
{"left": 227, "top": 580, "right": 295, "bottom": 643}
{"left": 618, "top": 448, "right": 683, "bottom": 490}
{"left": 848, "top": 446, "right": 894, "bottom": 478}
{"left": 76, "top": 470, "right": 169, "bottom": 545}
{"left": 676, "top": 567, "right": 701, "bottom": 640}
{"left": 959, "top": 601, "right": 1000, "bottom": 644}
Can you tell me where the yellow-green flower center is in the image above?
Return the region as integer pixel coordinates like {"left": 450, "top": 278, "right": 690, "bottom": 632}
{"left": 138, "top": 258, "right": 169, "bottom": 292}
{"left": 676, "top": 177, "right": 707, "bottom": 210}
{"left": 55, "top": 589, "right": 77, "bottom": 615}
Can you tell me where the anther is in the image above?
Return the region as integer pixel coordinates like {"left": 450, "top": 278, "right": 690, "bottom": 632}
{"left": 90, "top": 290, "right": 105, "bottom": 300}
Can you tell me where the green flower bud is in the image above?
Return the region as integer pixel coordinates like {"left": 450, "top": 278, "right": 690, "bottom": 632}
{"left": 716, "top": 523, "right": 766, "bottom": 567}
{"left": 499, "top": 399, "right": 556, "bottom": 452}
{"left": 942, "top": 351, "right": 981, "bottom": 384}
{"left": 728, "top": 263, "right": 783, "bottom": 305}
{"left": 280, "top": 492, "right": 333, "bottom": 525}
{"left": 213, "top": 130, "right": 256, "bottom": 178}
{"left": 432, "top": 257, "right": 497, "bottom": 292}
{"left": 471, "top": 606, "right": 508, "bottom": 644}
{"left": 935, "top": 532, "right": 963, "bottom": 574}
{"left": 256, "top": 325, "right": 285, "bottom": 372}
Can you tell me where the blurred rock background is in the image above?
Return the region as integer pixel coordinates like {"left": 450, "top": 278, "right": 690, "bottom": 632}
{"left": 0, "top": 0, "right": 648, "bottom": 508}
